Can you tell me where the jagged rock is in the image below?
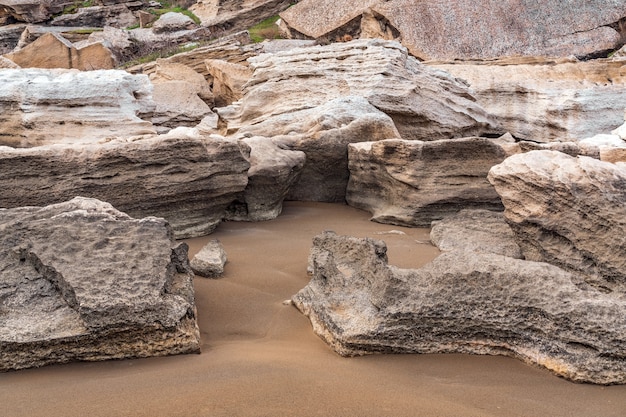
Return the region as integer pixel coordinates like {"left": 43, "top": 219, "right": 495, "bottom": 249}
{"left": 488, "top": 150, "right": 626, "bottom": 292}
{"left": 293, "top": 231, "right": 626, "bottom": 384}
{"left": 430, "top": 209, "right": 523, "bottom": 258}
{"left": 0, "top": 0, "right": 68, "bottom": 23}
{"left": 50, "top": 4, "right": 137, "bottom": 28}
{"left": 149, "top": 60, "right": 215, "bottom": 131}
{"left": 281, "top": 0, "right": 626, "bottom": 60}
{"left": 346, "top": 137, "right": 508, "bottom": 227}
{"left": 205, "top": 59, "right": 253, "bottom": 107}
{"left": 0, "top": 197, "right": 201, "bottom": 372}
{"left": 0, "top": 23, "right": 26, "bottom": 54}
{"left": 0, "top": 133, "right": 250, "bottom": 238}
{"left": 220, "top": 96, "right": 400, "bottom": 202}
{"left": 191, "top": 0, "right": 291, "bottom": 33}
{"left": 151, "top": 11, "right": 197, "bottom": 34}
{"left": 431, "top": 58, "right": 626, "bottom": 143}
{"left": 190, "top": 239, "right": 227, "bottom": 278}
{"left": 225, "top": 136, "right": 306, "bottom": 221}
{"left": 4, "top": 32, "right": 115, "bottom": 69}
{"left": 0, "top": 68, "right": 155, "bottom": 147}
{"left": 222, "top": 39, "right": 497, "bottom": 141}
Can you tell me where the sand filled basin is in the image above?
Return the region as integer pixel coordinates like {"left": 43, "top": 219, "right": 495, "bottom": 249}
{"left": 1, "top": 202, "right": 625, "bottom": 416}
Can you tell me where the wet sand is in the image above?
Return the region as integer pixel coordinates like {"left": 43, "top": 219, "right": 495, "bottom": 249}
{"left": 1, "top": 202, "right": 625, "bottom": 416}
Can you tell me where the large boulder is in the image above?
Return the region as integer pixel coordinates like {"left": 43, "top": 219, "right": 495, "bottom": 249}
{"left": 0, "top": 133, "right": 250, "bottom": 238}
{"left": 0, "top": 0, "right": 68, "bottom": 23}
{"left": 280, "top": 0, "right": 626, "bottom": 60}
{"left": 431, "top": 58, "right": 626, "bottom": 142}
{"left": 0, "top": 197, "right": 201, "bottom": 372}
{"left": 0, "top": 68, "right": 155, "bottom": 147}
{"left": 293, "top": 231, "right": 626, "bottom": 384}
{"left": 346, "top": 137, "right": 510, "bottom": 227}
{"left": 488, "top": 150, "right": 626, "bottom": 292}
{"left": 190, "top": 0, "right": 291, "bottom": 32}
{"left": 221, "top": 38, "right": 497, "bottom": 141}
{"left": 50, "top": 4, "right": 137, "bottom": 28}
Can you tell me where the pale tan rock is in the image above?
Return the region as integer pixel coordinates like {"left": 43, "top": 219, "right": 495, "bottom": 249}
{"left": 0, "top": 68, "right": 155, "bottom": 147}
{"left": 0, "top": 197, "right": 201, "bottom": 372}
{"left": 0, "top": 55, "right": 19, "bottom": 68}
{"left": 191, "top": 0, "right": 291, "bottom": 32}
{"left": 205, "top": 59, "right": 253, "bottom": 107}
{"left": 190, "top": 239, "right": 227, "bottom": 278}
{"left": 431, "top": 59, "right": 626, "bottom": 142}
{"left": 0, "top": 0, "right": 67, "bottom": 23}
{"left": 4, "top": 32, "right": 115, "bottom": 70}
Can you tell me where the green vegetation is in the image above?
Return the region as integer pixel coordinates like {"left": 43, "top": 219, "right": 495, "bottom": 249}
{"left": 62, "top": 0, "right": 95, "bottom": 15}
{"left": 119, "top": 42, "right": 202, "bottom": 68}
{"left": 67, "top": 28, "right": 103, "bottom": 35}
{"left": 148, "top": 1, "right": 201, "bottom": 25}
{"left": 249, "top": 15, "right": 283, "bottom": 43}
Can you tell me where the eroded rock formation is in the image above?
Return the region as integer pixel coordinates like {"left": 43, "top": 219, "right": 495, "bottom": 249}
{"left": 0, "top": 197, "right": 201, "bottom": 372}
{"left": 293, "top": 231, "right": 626, "bottom": 384}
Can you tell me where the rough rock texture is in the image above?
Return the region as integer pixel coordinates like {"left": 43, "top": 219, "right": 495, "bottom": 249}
{"left": 0, "top": 68, "right": 155, "bottom": 147}
{"left": 0, "top": 197, "right": 201, "bottom": 372}
{"left": 50, "top": 4, "right": 137, "bottom": 28}
{"left": 0, "top": 54, "right": 19, "bottom": 67}
{"left": 225, "top": 136, "right": 306, "bottom": 221}
{"left": 223, "top": 39, "right": 497, "bottom": 141}
{"left": 488, "top": 150, "right": 626, "bottom": 293}
{"left": 346, "top": 138, "right": 508, "bottom": 227}
{"left": 0, "top": 133, "right": 250, "bottom": 238}
{"left": 293, "top": 231, "right": 626, "bottom": 384}
{"left": 4, "top": 32, "right": 115, "bottom": 70}
{"left": 190, "top": 239, "right": 227, "bottom": 278}
{"left": 191, "top": 0, "right": 291, "bottom": 33}
{"left": 281, "top": 0, "right": 626, "bottom": 60}
{"left": 149, "top": 60, "right": 215, "bottom": 130}
{"left": 431, "top": 58, "right": 626, "bottom": 142}
{"left": 430, "top": 209, "right": 523, "bottom": 258}
{"left": 151, "top": 11, "right": 197, "bottom": 34}
{"left": 0, "top": 23, "right": 26, "bottom": 54}
{"left": 205, "top": 58, "right": 253, "bottom": 107}
{"left": 0, "top": 0, "right": 68, "bottom": 23}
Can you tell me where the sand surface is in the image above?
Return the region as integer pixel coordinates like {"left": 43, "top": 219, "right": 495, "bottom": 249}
{"left": 1, "top": 202, "right": 625, "bottom": 416}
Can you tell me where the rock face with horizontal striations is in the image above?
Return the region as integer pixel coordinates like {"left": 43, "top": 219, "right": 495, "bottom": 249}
{"left": 346, "top": 137, "right": 509, "bottom": 227}
{"left": 0, "top": 197, "right": 201, "bottom": 372}
{"left": 431, "top": 58, "right": 626, "bottom": 143}
{"left": 0, "top": 0, "right": 68, "bottom": 23}
{"left": 488, "top": 150, "right": 626, "bottom": 293}
{"left": 0, "top": 68, "right": 155, "bottom": 147}
{"left": 0, "top": 133, "right": 250, "bottom": 238}
{"left": 293, "top": 231, "right": 626, "bottom": 384}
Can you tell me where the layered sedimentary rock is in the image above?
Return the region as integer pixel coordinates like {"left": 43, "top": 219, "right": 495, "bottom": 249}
{"left": 0, "top": 197, "right": 201, "bottom": 372}
{"left": 205, "top": 59, "right": 253, "bottom": 107}
{"left": 0, "top": 68, "right": 155, "bottom": 147}
{"left": 0, "top": 23, "right": 26, "bottom": 54}
{"left": 190, "top": 0, "right": 291, "bottom": 32}
{"left": 50, "top": 3, "right": 137, "bottom": 28}
{"left": 293, "top": 231, "right": 626, "bottom": 384}
{"left": 280, "top": 0, "right": 626, "bottom": 60}
{"left": 488, "top": 150, "right": 626, "bottom": 292}
{"left": 223, "top": 38, "right": 497, "bottom": 141}
{"left": 0, "top": 133, "right": 250, "bottom": 238}
{"left": 431, "top": 58, "right": 626, "bottom": 142}
{"left": 346, "top": 137, "right": 509, "bottom": 227}
{"left": 225, "top": 136, "right": 306, "bottom": 221}
{"left": 0, "top": 0, "right": 68, "bottom": 23}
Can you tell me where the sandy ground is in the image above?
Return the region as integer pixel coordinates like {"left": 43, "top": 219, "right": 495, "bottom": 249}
{"left": 1, "top": 202, "right": 625, "bottom": 416}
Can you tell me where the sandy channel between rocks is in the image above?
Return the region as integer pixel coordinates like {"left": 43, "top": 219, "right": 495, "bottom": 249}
{"left": 1, "top": 202, "right": 625, "bottom": 416}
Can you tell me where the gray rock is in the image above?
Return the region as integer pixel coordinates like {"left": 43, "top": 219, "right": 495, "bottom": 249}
{"left": 430, "top": 209, "right": 523, "bottom": 258}
{"left": 293, "top": 231, "right": 626, "bottom": 384}
{"left": 151, "top": 12, "right": 197, "bottom": 34}
{"left": 0, "top": 0, "right": 68, "bottom": 23}
{"left": 0, "top": 23, "right": 26, "bottom": 54}
{"left": 488, "top": 150, "right": 626, "bottom": 293}
{"left": 50, "top": 4, "right": 137, "bottom": 28}
{"left": 225, "top": 136, "right": 306, "bottom": 221}
{"left": 0, "top": 197, "right": 201, "bottom": 372}
{"left": 190, "top": 239, "right": 227, "bottom": 278}
{"left": 346, "top": 137, "right": 507, "bottom": 227}
{"left": 0, "top": 133, "right": 250, "bottom": 238}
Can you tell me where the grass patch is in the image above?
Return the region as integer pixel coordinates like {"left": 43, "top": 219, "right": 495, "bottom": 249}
{"left": 62, "top": 0, "right": 95, "bottom": 15}
{"left": 119, "top": 42, "right": 203, "bottom": 68}
{"left": 67, "top": 28, "right": 103, "bottom": 35}
{"left": 249, "top": 15, "right": 282, "bottom": 43}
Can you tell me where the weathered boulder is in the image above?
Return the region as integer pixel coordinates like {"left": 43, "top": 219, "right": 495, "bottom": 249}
{"left": 0, "top": 0, "right": 68, "bottom": 23}
{"left": 281, "top": 0, "right": 626, "bottom": 60}
{"left": 4, "top": 32, "right": 115, "bottom": 70}
{"left": 430, "top": 209, "right": 523, "bottom": 259}
{"left": 293, "top": 231, "right": 626, "bottom": 384}
{"left": 149, "top": 60, "right": 215, "bottom": 131}
{"left": 222, "top": 38, "right": 497, "bottom": 141}
{"left": 346, "top": 137, "right": 509, "bottom": 227}
{"left": 190, "top": 239, "right": 227, "bottom": 278}
{"left": 431, "top": 58, "right": 626, "bottom": 142}
{"left": 0, "top": 133, "right": 250, "bottom": 238}
{"left": 0, "top": 23, "right": 26, "bottom": 54}
{"left": 0, "top": 197, "right": 201, "bottom": 372}
{"left": 225, "top": 136, "right": 306, "bottom": 221}
{"left": 221, "top": 96, "right": 400, "bottom": 202}
{"left": 151, "top": 11, "right": 197, "bottom": 34}
{"left": 190, "top": 0, "right": 291, "bottom": 33}
{"left": 50, "top": 4, "right": 137, "bottom": 28}
{"left": 0, "top": 68, "right": 155, "bottom": 147}
{"left": 205, "top": 59, "right": 253, "bottom": 107}
{"left": 488, "top": 150, "right": 626, "bottom": 292}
